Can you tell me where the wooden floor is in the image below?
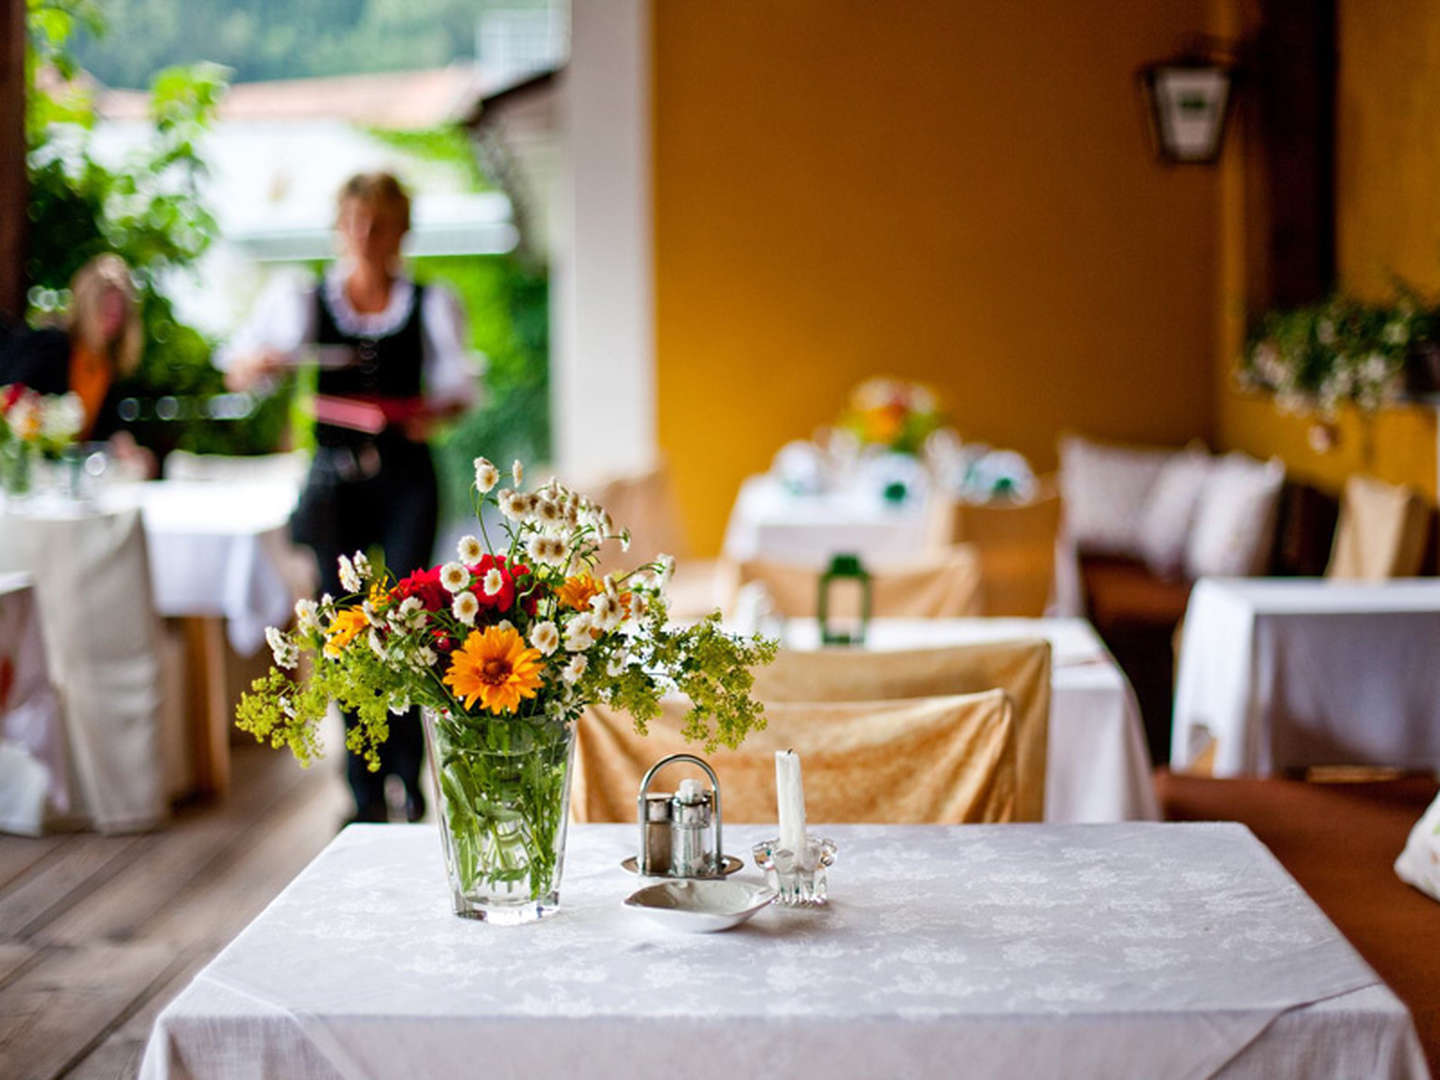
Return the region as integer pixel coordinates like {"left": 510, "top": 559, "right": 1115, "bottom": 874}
{"left": 0, "top": 745, "right": 350, "bottom": 1080}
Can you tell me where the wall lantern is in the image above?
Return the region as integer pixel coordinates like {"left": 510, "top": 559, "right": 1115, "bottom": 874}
{"left": 1138, "top": 40, "right": 1239, "bottom": 165}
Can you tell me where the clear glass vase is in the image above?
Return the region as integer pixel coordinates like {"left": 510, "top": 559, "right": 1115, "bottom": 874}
{"left": 421, "top": 707, "right": 577, "bottom": 924}
{"left": 1, "top": 440, "right": 33, "bottom": 499}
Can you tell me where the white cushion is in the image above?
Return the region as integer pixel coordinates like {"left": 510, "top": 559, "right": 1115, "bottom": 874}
{"left": 1058, "top": 435, "right": 1172, "bottom": 558}
{"left": 1136, "top": 450, "right": 1212, "bottom": 578}
{"left": 1184, "top": 453, "right": 1285, "bottom": 578}
{"left": 1395, "top": 790, "right": 1440, "bottom": 904}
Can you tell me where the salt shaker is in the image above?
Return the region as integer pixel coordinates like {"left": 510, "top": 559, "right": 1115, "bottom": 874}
{"left": 669, "top": 778, "right": 714, "bottom": 877}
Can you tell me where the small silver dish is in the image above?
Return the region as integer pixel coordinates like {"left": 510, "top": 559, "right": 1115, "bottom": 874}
{"left": 623, "top": 879, "right": 776, "bottom": 933}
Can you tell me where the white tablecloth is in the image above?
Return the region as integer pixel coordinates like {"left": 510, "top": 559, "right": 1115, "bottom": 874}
{"left": 140, "top": 822, "right": 1428, "bottom": 1080}
{"left": 778, "top": 618, "right": 1158, "bottom": 823}
{"left": 1173, "top": 578, "right": 1440, "bottom": 777}
{"left": 722, "top": 473, "right": 930, "bottom": 566}
{"left": 0, "top": 572, "right": 64, "bottom": 834}
{"left": 102, "top": 480, "right": 302, "bottom": 654}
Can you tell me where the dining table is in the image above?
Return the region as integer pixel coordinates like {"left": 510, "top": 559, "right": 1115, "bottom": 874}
{"left": 1172, "top": 578, "right": 1440, "bottom": 777}
{"left": 138, "top": 821, "right": 1429, "bottom": 1080}
{"left": 0, "top": 571, "right": 63, "bottom": 834}
{"left": 775, "top": 617, "right": 1158, "bottom": 823}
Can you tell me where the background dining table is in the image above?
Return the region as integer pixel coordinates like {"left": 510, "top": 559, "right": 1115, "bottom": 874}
{"left": 1173, "top": 578, "right": 1440, "bottom": 777}
{"left": 139, "top": 822, "right": 1429, "bottom": 1080}
{"left": 775, "top": 617, "right": 1158, "bottom": 823}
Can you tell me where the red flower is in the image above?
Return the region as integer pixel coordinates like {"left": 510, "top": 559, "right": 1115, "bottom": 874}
{"left": 1, "top": 383, "right": 27, "bottom": 413}
{"left": 392, "top": 566, "right": 447, "bottom": 612}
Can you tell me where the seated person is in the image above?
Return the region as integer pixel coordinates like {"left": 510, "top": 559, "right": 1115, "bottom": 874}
{"left": 0, "top": 254, "right": 153, "bottom": 473}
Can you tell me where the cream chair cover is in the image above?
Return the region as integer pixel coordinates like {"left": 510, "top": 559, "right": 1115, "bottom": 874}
{"left": 925, "top": 477, "right": 1062, "bottom": 616}
{"left": 748, "top": 639, "right": 1050, "bottom": 822}
{"left": 163, "top": 448, "right": 311, "bottom": 488}
{"left": 0, "top": 509, "right": 165, "bottom": 831}
{"left": 719, "top": 546, "right": 983, "bottom": 619}
{"left": 574, "top": 689, "right": 1016, "bottom": 826}
{"left": 1327, "top": 474, "right": 1430, "bottom": 580}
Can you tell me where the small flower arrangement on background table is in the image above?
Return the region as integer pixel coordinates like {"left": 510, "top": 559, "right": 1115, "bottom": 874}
{"left": 0, "top": 384, "right": 84, "bottom": 496}
{"left": 838, "top": 376, "right": 943, "bottom": 456}
{"left": 239, "top": 456, "right": 776, "bottom": 923}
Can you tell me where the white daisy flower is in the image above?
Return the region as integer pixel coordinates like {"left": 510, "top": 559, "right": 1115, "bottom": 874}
{"left": 589, "top": 592, "right": 623, "bottom": 630}
{"left": 474, "top": 457, "right": 500, "bottom": 492}
{"left": 619, "top": 529, "right": 632, "bottom": 552}
{"left": 530, "top": 620, "right": 560, "bottom": 655}
{"left": 495, "top": 619, "right": 515, "bottom": 634}
{"left": 656, "top": 553, "right": 677, "bottom": 584}
{"left": 415, "top": 646, "right": 438, "bottom": 667}
{"left": 352, "top": 550, "right": 371, "bottom": 578}
{"left": 512, "top": 459, "right": 524, "bottom": 486}
{"left": 482, "top": 568, "right": 504, "bottom": 597}
{"left": 565, "top": 612, "right": 597, "bottom": 652}
{"left": 606, "top": 651, "right": 629, "bottom": 677}
{"left": 534, "top": 498, "right": 564, "bottom": 530}
{"left": 439, "top": 561, "right": 470, "bottom": 593}
{"left": 294, "top": 598, "right": 319, "bottom": 633}
{"left": 456, "top": 534, "right": 484, "bottom": 563}
{"left": 337, "top": 555, "right": 361, "bottom": 594}
{"left": 368, "top": 628, "right": 386, "bottom": 659}
{"left": 561, "top": 653, "right": 588, "bottom": 684}
{"left": 266, "top": 626, "right": 298, "bottom": 670}
{"left": 452, "top": 591, "right": 480, "bottom": 625}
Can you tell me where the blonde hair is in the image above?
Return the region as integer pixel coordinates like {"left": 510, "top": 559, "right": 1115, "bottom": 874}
{"left": 68, "top": 253, "right": 142, "bottom": 377}
{"left": 336, "top": 171, "right": 412, "bottom": 232}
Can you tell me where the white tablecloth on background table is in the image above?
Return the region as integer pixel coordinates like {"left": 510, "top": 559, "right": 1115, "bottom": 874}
{"left": 722, "top": 473, "right": 930, "bottom": 566}
{"left": 778, "top": 617, "right": 1157, "bottom": 823}
{"left": 139, "top": 822, "right": 1428, "bottom": 1080}
{"left": 105, "top": 480, "right": 302, "bottom": 654}
{"left": 0, "top": 572, "right": 64, "bottom": 834}
{"left": 1173, "top": 578, "right": 1440, "bottom": 777}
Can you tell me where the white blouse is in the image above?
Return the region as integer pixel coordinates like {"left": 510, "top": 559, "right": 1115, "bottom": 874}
{"left": 215, "top": 266, "right": 479, "bottom": 409}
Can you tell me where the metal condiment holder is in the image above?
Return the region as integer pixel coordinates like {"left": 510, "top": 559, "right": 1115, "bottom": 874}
{"left": 620, "top": 753, "right": 743, "bottom": 879}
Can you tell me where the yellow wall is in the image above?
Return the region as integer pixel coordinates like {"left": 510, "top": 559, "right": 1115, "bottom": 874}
{"left": 1215, "top": 0, "right": 1439, "bottom": 501}
{"left": 653, "top": 0, "right": 1219, "bottom": 555}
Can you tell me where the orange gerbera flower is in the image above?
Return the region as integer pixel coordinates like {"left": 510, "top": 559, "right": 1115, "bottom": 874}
{"left": 324, "top": 607, "right": 369, "bottom": 658}
{"left": 556, "top": 573, "right": 602, "bottom": 612}
{"left": 443, "top": 626, "right": 545, "bottom": 714}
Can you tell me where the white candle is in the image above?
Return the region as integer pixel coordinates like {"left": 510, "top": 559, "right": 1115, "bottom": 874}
{"left": 775, "top": 749, "right": 807, "bottom": 854}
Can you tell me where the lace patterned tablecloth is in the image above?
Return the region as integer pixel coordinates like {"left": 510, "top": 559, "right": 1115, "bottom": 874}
{"left": 140, "top": 823, "right": 1429, "bottom": 1080}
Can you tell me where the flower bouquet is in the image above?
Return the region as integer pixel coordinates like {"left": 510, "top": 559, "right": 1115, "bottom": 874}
{"left": 238, "top": 457, "right": 775, "bottom": 923}
{"left": 0, "top": 384, "right": 85, "bottom": 497}
{"left": 838, "top": 377, "right": 943, "bottom": 456}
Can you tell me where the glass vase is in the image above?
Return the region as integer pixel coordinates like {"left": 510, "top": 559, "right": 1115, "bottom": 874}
{"left": 421, "top": 707, "right": 577, "bottom": 924}
{"left": 1, "top": 440, "right": 33, "bottom": 499}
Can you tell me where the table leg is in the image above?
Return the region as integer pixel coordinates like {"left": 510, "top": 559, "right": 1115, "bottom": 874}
{"left": 181, "top": 616, "right": 231, "bottom": 798}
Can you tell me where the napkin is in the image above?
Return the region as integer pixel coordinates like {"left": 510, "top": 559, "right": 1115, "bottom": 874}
{"left": 1394, "top": 789, "right": 1440, "bottom": 902}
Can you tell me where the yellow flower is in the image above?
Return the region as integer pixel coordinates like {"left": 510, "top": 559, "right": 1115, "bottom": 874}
{"left": 556, "top": 574, "right": 601, "bottom": 612}
{"left": 443, "top": 625, "right": 545, "bottom": 714}
{"left": 323, "top": 607, "right": 369, "bottom": 658}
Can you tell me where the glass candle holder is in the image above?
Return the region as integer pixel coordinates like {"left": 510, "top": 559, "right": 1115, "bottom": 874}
{"left": 752, "top": 835, "right": 837, "bottom": 906}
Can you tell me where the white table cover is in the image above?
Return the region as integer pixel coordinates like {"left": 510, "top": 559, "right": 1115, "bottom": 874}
{"left": 1173, "top": 579, "right": 1440, "bottom": 777}
{"left": 778, "top": 617, "right": 1157, "bottom": 823}
{"left": 722, "top": 473, "right": 931, "bottom": 566}
{"left": 0, "top": 572, "right": 64, "bottom": 834}
{"left": 140, "top": 823, "right": 1428, "bottom": 1080}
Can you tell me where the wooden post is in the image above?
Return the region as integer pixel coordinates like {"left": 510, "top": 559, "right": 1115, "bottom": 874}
{"left": 0, "top": 0, "right": 26, "bottom": 321}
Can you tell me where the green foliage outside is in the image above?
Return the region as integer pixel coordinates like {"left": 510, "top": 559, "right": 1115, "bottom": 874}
{"left": 24, "top": 0, "right": 292, "bottom": 455}
{"left": 67, "top": 0, "right": 551, "bottom": 89}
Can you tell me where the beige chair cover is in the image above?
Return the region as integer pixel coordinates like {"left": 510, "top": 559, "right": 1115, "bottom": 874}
{"left": 718, "top": 546, "right": 983, "bottom": 619}
{"left": 749, "top": 639, "right": 1050, "bottom": 821}
{"left": 1326, "top": 474, "right": 1430, "bottom": 580}
{"left": 0, "top": 509, "right": 165, "bottom": 831}
{"left": 925, "top": 477, "right": 1062, "bottom": 616}
{"left": 574, "top": 689, "right": 1016, "bottom": 825}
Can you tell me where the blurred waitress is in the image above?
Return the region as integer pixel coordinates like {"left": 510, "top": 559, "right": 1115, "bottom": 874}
{"left": 220, "top": 171, "right": 476, "bottom": 823}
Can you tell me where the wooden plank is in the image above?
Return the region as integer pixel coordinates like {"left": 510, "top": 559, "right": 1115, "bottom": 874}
{"left": 0, "top": 943, "right": 173, "bottom": 1080}
{"left": 0, "top": 835, "right": 141, "bottom": 939}
{"left": 36, "top": 745, "right": 315, "bottom": 946}
{"left": 0, "top": 943, "right": 35, "bottom": 987}
{"left": 64, "top": 947, "right": 211, "bottom": 1080}
{"left": 143, "top": 767, "right": 347, "bottom": 949}
{"left": 0, "top": 836, "right": 60, "bottom": 892}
